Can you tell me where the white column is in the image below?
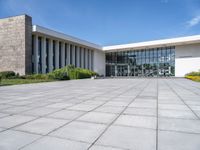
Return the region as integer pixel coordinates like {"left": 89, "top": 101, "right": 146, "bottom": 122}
{"left": 81, "top": 48, "right": 84, "bottom": 68}
{"left": 85, "top": 48, "right": 88, "bottom": 69}
{"left": 88, "top": 50, "right": 91, "bottom": 70}
{"left": 115, "top": 65, "right": 117, "bottom": 76}
{"left": 67, "top": 44, "right": 70, "bottom": 65}
{"left": 91, "top": 50, "right": 94, "bottom": 71}
{"left": 33, "top": 34, "right": 38, "bottom": 74}
{"left": 76, "top": 46, "right": 80, "bottom": 68}
{"left": 72, "top": 45, "right": 75, "bottom": 66}
{"left": 61, "top": 42, "right": 65, "bottom": 68}
{"left": 41, "top": 37, "right": 46, "bottom": 74}
{"left": 55, "top": 41, "right": 59, "bottom": 69}
{"left": 48, "top": 39, "right": 53, "bottom": 72}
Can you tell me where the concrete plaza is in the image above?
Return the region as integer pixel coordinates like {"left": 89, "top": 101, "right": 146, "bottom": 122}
{"left": 0, "top": 78, "right": 200, "bottom": 150}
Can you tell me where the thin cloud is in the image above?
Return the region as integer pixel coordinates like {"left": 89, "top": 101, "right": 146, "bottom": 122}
{"left": 187, "top": 15, "right": 200, "bottom": 27}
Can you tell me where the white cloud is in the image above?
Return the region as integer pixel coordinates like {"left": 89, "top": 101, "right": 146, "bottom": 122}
{"left": 187, "top": 15, "right": 200, "bottom": 27}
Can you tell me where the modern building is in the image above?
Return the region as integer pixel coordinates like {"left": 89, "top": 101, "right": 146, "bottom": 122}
{"left": 0, "top": 14, "right": 200, "bottom": 77}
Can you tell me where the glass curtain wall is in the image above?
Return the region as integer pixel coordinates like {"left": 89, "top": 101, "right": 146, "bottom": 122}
{"left": 106, "top": 46, "right": 175, "bottom": 77}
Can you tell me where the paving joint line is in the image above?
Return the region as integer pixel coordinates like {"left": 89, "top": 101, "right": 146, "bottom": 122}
{"left": 87, "top": 80, "right": 151, "bottom": 150}
{"left": 18, "top": 80, "right": 144, "bottom": 150}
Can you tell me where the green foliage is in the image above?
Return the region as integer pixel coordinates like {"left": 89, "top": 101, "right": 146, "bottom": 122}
{"left": 20, "top": 74, "right": 49, "bottom": 80}
{"left": 0, "top": 71, "right": 16, "bottom": 79}
{"left": 66, "top": 65, "right": 97, "bottom": 79}
{"left": 0, "top": 74, "right": 2, "bottom": 83}
{"left": 0, "top": 65, "right": 98, "bottom": 86}
{"left": 48, "top": 67, "right": 69, "bottom": 80}
{"left": 185, "top": 70, "right": 200, "bottom": 82}
{"left": 47, "top": 65, "right": 98, "bottom": 80}
{"left": 185, "top": 71, "right": 200, "bottom": 76}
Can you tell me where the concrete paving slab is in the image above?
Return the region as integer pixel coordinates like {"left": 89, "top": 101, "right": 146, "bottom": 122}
{"left": 0, "top": 78, "right": 199, "bottom": 150}
{"left": 129, "top": 101, "right": 157, "bottom": 109}
{"left": 159, "top": 118, "right": 200, "bottom": 134}
{"left": 21, "top": 107, "right": 60, "bottom": 117}
{"left": 0, "top": 130, "right": 40, "bottom": 150}
{"left": 96, "top": 125, "right": 156, "bottom": 150}
{"left": 158, "top": 109, "right": 197, "bottom": 119}
{"left": 158, "top": 130, "right": 200, "bottom": 150}
{"left": 0, "top": 115, "right": 36, "bottom": 128}
{"left": 123, "top": 107, "right": 157, "bottom": 116}
{"left": 21, "top": 136, "right": 90, "bottom": 150}
{"left": 78, "top": 112, "right": 117, "bottom": 124}
{"left": 50, "top": 121, "right": 106, "bottom": 143}
{"left": 69, "top": 104, "right": 98, "bottom": 112}
{"left": 114, "top": 114, "right": 157, "bottom": 129}
{"left": 89, "top": 145, "right": 124, "bottom": 150}
{"left": 94, "top": 106, "right": 125, "bottom": 114}
{"left": 15, "top": 117, "right": 69, "bottom": 135}
{"left": 48, "top": 109, "right": 85, "bottom": 120}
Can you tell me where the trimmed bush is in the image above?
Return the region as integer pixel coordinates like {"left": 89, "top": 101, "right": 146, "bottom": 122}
{"left": 66, "top": 65, "right": 97, "bottom": 79}
{"left": 0, "top": 74, "right": 2, "bottom": 83}
{"left": 185, "top": 76, "right": 200, "bottom": 82}
{"left": 47, "top": 65, "right": 98, "bottom": 80}
{"left": 48, "top": 67, "right": 69, "bottom": 80}
{"left": 185, "top": 71, "right": 200, "bottom": 76}
{"left": 185, "top": 70, "right": 200, "bottom": 82}
{"left": 0, "top": 71, "right": 16, "bottom": 79}
{"left": 20, "top": 74, "right": 49, "bottom": 80}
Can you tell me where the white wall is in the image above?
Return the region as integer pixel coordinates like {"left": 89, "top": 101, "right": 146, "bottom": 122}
{"left": 175, "top": 44, "right": 200, "bottom": 77}
{"left": 93, "top": 50, "right": 105, "bottom": 76}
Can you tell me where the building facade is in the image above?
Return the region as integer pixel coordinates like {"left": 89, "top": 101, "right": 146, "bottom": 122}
{"left": 0, "top": 14, "right": 200, "bottom": 77}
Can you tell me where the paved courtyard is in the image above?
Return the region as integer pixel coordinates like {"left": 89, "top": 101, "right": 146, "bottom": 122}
{"left": 0, "top": 78, "right": 200, "bottom": 150}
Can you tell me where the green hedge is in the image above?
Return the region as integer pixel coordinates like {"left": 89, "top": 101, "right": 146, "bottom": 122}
{"left": 0, "top": 71, "right": 16, "bottom": 79}
{"left": 185, "top": 71, "right": 200, "bottom": 76}
{"left": 48, "top": 65, "right": 97, "bottom": 80}
{"left": 48, "top": 67, "right": 69, "bottom": 80}
{"left": 0, "top": 65, "right": 98, "bottom": 81}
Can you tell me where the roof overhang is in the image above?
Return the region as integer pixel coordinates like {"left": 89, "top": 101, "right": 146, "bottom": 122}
{"left": 102, "top": 35, "right": 200, "bottom": 52}
{"left": 32, "top": 25, "right": 102, "bottom": 50}
{"left": 32, "top": 25, "right": 200, "bottom": 52}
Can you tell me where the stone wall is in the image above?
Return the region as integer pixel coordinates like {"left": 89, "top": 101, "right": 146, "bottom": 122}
{"left": 0, "top": 15, "right": 32, "bottom": 75}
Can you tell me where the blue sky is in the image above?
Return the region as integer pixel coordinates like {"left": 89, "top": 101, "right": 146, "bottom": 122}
{"left": 0, "top": 0, "right": 200, "bottom": 46}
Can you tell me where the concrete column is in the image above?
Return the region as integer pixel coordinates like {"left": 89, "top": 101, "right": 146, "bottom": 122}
{"left": 81, "top": 48, "right": 84, "bottom": 68}
{"left": 48, "top": 39, "right": 53, "bottom": 72}
{"left": 115, "top": 65, "right": 117, "bottom": 76}
{"left": 128, "top": 65, "right": 130, "bottom": 76}
{"left": 55, "top": 40, "right": 59, "bottom": 69}
{"left": 76, "top": 46, "right": 80, "bottom": 67}
{"left": 67, "top": 44, "right": 70, "bottom": 65}
{"left": 33, "top": 34, "right": 38, "bottom": 74}
{"left": 41, "top": 37, "right": 46, "bottom": 74}
{"left": 85, "top": 49, "right": 88, "bottom": 69}
{"left": 88, "top": 50, "right": 91, "bottom": 70}
{"left": 91, "top": 50, "right": 94, "bottom": 71}
{"left": 72, "top": 45, "right": 75, "bottom": 66}
{"left": 61, "top": 42, "right": 65, "bottom": 68}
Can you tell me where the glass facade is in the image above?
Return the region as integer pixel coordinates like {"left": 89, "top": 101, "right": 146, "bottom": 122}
{"left": 106, "top": 46, "right": 175, "bottom": 77}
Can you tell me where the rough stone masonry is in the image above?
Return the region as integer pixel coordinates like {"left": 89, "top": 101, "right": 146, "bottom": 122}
{"left": 0, "top": 15, "right": 32, "bottom": 75}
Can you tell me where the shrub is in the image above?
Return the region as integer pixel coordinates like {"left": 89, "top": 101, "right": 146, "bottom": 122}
{"left": 0, "top": 71, "right": 16, "bottom": 79}
{"left": 20, "top": 74, "right": 49, "bottom": 80}
{"left": 47, "top": 65, "right": 98, "bottom": 80}
{"left": 48, "top": 67, "right": 69, "bottom": 80}
{"left": 0, "top": 74, "right": 2, "bottom": 83}
{"left": 185, "top": 76, "right": 200, "bottom": 82}
{"left": 185, "top": 71, "right": 200, "bottom": 76}
{"left": 66, "top": 65, "right": 98, "bottom": 79}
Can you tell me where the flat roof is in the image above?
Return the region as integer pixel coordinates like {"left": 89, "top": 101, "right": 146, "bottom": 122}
{"left": 103, "top": 35, "right": 200, "bottom": 51}
{"left": 32, "top": 25, "right": 102, "bottom": 50}
{"left": 33, "top": 25, "right": 200, "bottom": 52}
